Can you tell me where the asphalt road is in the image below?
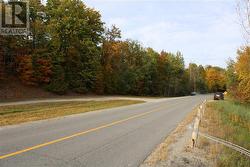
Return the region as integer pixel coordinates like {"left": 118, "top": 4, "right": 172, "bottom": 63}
{"left": 0, "top": 95, "right": 210, "bottom": 167}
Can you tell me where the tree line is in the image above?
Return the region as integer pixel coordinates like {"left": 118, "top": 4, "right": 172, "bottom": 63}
{"left": 0, "top": 0, "right": 227, "bottom": 96}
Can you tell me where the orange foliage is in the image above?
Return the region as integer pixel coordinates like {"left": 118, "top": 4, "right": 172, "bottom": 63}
{"left": 15, "top": 55, "right": 37, "bottom": 85}
{"left": 15, "top": 55, "right": 52, "bottom": 86}
{"left": 35, "top": 58, "right": 52, "bottom": 84}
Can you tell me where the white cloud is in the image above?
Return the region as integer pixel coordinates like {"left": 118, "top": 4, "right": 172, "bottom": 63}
{"left": 85, "top": 0, "right": 244, "bottom": 67}
{"left": 108, "top": 12, "right": 243, "bottom": 67}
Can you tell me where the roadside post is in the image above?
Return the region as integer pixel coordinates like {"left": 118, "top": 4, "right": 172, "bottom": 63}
{"left": 192, "top": 100, "right": 206, "bottom": 148}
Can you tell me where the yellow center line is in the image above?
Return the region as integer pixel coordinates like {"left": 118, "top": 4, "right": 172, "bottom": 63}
{"left": 0, "top": 106, "right": 164, "bottom": 160}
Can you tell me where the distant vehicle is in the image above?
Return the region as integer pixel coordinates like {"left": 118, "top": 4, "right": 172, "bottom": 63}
{"left": 191, "top": 92, "right": 197, "bottom": 96}
{"left": 214, "top": 92, "right": 224, "bottom": 100}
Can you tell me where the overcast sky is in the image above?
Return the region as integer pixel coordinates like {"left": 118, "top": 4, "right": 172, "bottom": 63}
{"left": 84, "top": 0, "right": 245, "bottom": 68}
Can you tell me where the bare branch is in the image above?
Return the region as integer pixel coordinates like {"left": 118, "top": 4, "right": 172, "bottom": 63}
{"left": 237, "top": 0, "right": 250, "bottom": 44}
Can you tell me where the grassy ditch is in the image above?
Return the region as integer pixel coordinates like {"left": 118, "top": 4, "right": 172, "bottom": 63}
{"left": 200, "top": 100, "right": 250, "bottom": 167}
{"left": 0, "top": 100, "right": 144, "bottom": 126}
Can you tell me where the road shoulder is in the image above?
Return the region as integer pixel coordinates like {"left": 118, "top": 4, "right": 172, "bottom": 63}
{"left": 140, "top": 104, "right": 212, "bottom": 167}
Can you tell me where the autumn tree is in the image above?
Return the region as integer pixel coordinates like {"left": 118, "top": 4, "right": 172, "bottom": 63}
{"left": 1, "top": 0, "right": 224, "bottom": 98}
{"left": 102, "top": 39, "right": 149, "bottom": 95}
{"left": 45, "top": 0, "right": 104, "bottom": 93}
{"left": 205, "top": 66, "right": 226, "bottom": 92}
{"left": 104, "top": 25, "right": 122, "bottom": 42}
{"left": 153, "top": 51, "right": 186, "bottom": 96}
{"left": 226, "top": 59, "right": 238, "bottom": 93}
{"left": 100, "top": 25, "right": 122, "bottom": 94}
{"left": 234, "top": 47, "right": 250, "bottom": 102}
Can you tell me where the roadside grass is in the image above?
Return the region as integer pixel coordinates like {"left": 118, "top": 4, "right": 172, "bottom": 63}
{"left": 0, "top": 100, "right": 144, "bottom": 126}
{"left": 200, "top": 100, "right": 250, "bottom": 167}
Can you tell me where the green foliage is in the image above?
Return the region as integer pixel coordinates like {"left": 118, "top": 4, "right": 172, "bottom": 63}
{"left": 100, "top": 36, "right": 190, "bottom": 96}
{"left": 105, "top": 25, "right": 122, "bottom": 41}
{"left": 187, "top": 63, "right": 208, "bottom": 93}
{"left": 218, "top": 148, "right": 250, "bottom": 167}
{"left": 45, "top": 53, "right": 68, "bottom": 94}
{"left": 154, "top": 51, "right": 186, "bottom": 96}
{"left": 1, "top": 0, "right": 223, "bottom": 97}
{"left": 45, "top": 0, "right": 104, "bottom": 93}
{"left": 226, "top": 59, "right": 238, "bottom": 90}
{"left": 46, "top": 63, "right": 68, "bottom": 94}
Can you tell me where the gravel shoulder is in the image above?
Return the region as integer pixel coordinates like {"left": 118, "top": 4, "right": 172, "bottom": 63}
{"left": 140, "top": 104, "right": 213, "bottom": 167}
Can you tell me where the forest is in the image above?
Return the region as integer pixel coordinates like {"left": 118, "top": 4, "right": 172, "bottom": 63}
{"left": 0, "top": 0, "right": 248, "bottom": 103}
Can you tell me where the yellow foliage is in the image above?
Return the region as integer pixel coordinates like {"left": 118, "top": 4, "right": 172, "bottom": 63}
{"left": 235, "top": 47, "right": 250, "bottom": 103}
{"left": 205, "top": 67, "right": 226, "bottom": 92}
